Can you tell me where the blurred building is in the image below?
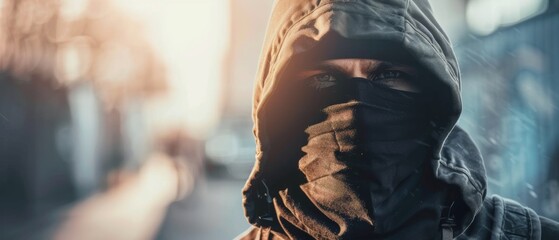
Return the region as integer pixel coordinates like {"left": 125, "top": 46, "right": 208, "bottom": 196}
{"left": 0, "top": 0, "right": 206, "bottom": 238}
{"left": 456, "top": 0, "right": 559, "bottom": 220}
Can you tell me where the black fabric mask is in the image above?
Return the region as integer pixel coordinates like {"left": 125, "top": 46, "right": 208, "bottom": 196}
{"left": 270, "top": 78, "right": 447, "bottom": 239}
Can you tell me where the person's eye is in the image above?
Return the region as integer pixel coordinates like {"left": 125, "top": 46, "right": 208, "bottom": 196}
{"left": 308, "top": 73, "right": 337, "bottom": 89}
{"left": 371, "top": 70, "right": 410, "bottom": 81}
{"left": 313, "top": 73, "right": 337, "bottom": 82}
{"left": 368, "top": 70, "right": 415, "bottom": 88}
{"left": 368, "top": 69, "right": 422, "bottom": 92}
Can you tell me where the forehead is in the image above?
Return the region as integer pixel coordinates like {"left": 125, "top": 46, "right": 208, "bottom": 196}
{"left": 303, "top": 58, "right": 381, "bottom": 74}
{"left": 321, "top": 58, "right": 382, "bottom": 67}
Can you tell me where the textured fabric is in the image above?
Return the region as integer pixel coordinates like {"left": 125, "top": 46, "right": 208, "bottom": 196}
{"left": 458, "top": 196, "right": 543, "bottom": 240}
{"left": 267, "top": 78, "right": 443, "bottom": 238}
{"left": 540, "top": 216, "right": 559, "bottom": 239}
{"left": 240, "top": 0, "right": 559, "bottom": 239}
{"left": 239, "top": 135, "right": 559, "bottom": 239}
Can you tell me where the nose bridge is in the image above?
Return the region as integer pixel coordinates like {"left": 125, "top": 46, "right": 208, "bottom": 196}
{"left": 351, "top": 60, "right": 370, "bottom": 79}
{"left": 350, "top": 67, "right": 368, "bottom": 79}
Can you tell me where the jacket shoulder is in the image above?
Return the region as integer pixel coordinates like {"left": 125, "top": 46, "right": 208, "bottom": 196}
{"left": 498, "top": 196, "right": 542, "bottom": 239}
{"left": 540, "top": 216, "right": 559, "bottom": 239}
{"left": 460, "top": 195, "right": 552, "bottom": 239}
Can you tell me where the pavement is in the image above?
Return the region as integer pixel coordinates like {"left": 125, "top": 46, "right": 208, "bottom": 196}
{"left": 2, "top": 158, "right": 250, "bottom": 240}
{"left": 156, "top": 175, "right": 251, "bottom": 240}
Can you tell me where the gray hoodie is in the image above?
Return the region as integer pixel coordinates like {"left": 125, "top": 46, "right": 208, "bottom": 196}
{"left": 239, "top": 0, "right": 559, "bottom": 239}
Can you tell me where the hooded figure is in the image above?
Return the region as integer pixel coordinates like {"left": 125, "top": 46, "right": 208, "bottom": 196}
{"left": 237, "top": 0, "right": 559, "bottom": 239}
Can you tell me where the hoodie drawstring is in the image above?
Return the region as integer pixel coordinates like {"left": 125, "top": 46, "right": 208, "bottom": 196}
{"left": 257, "top": 180, "right": 274, "bottom": 222}
{"left": 441, "top": 201, "right": 456, "bottom": 240}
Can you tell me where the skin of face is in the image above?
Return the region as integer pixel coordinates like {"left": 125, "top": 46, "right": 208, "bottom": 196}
{"left": 292, "top": 58, "right": 422, "bottom": 92}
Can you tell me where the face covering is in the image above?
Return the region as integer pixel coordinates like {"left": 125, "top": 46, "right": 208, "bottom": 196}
{"left": 270, "top": 78, "right": 447, "bottom": 239}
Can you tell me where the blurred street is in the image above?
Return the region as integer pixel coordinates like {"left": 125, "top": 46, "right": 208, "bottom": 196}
{"left": 156, "top": 175, "right": 250, "bottom": 240}
{"left": 1, "top": 0, "right": 559, "bottom": 239}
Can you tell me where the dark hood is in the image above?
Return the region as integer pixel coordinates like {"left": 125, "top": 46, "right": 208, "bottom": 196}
{"left": 242, "top": 0, "right": 486, "bottom": 237}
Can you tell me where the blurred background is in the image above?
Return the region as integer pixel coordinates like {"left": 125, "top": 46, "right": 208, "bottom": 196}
{"left": 0, "top": 0, "right": 558, "bottom": 239}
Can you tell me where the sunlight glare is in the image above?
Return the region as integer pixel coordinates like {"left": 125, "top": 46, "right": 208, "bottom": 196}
{"left": 114, "top": 0, "right": 230, "bottom": 139}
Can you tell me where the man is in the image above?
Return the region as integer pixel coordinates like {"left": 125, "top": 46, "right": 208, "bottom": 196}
{"left": 238, "top": 0, "right": 559, "bottom": 239}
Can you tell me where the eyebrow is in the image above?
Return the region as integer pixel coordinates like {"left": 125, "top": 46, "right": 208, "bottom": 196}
{"left": 310, "top": 61, "right": 396, "bottom": 73}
